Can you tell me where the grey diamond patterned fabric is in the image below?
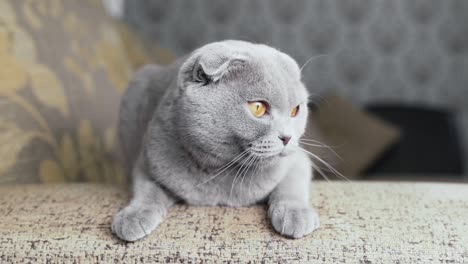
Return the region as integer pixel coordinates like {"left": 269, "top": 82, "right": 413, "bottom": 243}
{"left": 124, "top": 0, "right": 468, "bottom": 172}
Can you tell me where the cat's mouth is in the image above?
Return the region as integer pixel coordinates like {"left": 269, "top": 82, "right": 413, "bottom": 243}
{"left": 251, "top": 149, "right": 281, "bottom": 157}
{"left": 247, "top": 140, "right": 294, "bottom": 159}
{"left": 249, "top": 146, "right": 288, "bottom": 158}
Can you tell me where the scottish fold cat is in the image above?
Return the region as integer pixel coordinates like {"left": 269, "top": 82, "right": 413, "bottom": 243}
{"left": 112, "top": 40, "right": 319, "bottom": 241}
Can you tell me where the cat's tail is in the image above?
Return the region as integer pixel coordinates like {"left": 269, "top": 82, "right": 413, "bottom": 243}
{"left": 102, "top": 0, "right": 125, "bottom": 19}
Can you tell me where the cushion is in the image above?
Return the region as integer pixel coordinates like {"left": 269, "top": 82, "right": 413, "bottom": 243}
{"left": 0, "top": 1, "right": 172, "bottom": 185}
{"left": 304, "top": 96, "right": 401, "bottom": 179}
{"left": 364, "top": 104, "right": 464, "bottom": 175}
{"left": 1, "top": 182, "right": 466, "bottom": 262}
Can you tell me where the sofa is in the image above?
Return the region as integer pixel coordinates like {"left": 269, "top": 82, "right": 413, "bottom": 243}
{"left": 1, "top": 1, "right": 467, "bottom": 263}
{"left": 2, "top": 182, "right": 468, "bottom": 263}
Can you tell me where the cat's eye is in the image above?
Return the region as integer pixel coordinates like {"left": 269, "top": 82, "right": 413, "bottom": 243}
{"left": 290, "top": 105, "right": 300, "bottom": 117}
{"left": 248, "top": 101, "right": 267, "bottom": 118}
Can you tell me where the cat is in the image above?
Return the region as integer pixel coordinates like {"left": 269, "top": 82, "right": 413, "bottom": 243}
{"left": 112, "top": 40, "right": 320, "bottom": 242}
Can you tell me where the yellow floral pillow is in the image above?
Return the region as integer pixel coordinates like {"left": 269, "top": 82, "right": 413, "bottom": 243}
{"left": 0, "top": 0, "right": 169, "bottom": 184}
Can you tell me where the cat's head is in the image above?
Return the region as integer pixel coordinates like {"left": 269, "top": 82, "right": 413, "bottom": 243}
{"left": 175, "top": 40, "right": 309, "bottom": 166}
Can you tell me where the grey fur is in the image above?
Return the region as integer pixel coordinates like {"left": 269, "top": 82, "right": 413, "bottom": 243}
{"left": 112, "top": 40, "right": 319, "bottom": 241}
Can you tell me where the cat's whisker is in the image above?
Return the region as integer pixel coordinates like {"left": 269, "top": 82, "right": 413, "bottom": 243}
{"left": 299, "top": 138, "right": 323, "bottom": 142}
{"left": 196, "top": 149, "right": 251, "bottom": 187}
{"left": 311, "top": 162, "right": 332, "bottom": 183}
{"left": 251, "top": 154, "right": 265, "bottom": 195}
{"left": 300, "top": 47, "right": 344, "bottom": 76}
{"left": 238, "top": 155, "right": 256, "bottom": 185}
{"left": 222, "top": 152, "right": 259, "bottom": 184}
{"left": 239, "top": 155, "right": 259, "bottom": 198}
{"left": 299, "top": 138, "right": 342, "bottom": 152}
{"left": 229, "top": 153, "right": 255, "bottom": 202}
{"left": 248, "top": 155, "right": 263, "bottom": 196}
{"left": 299, "top": 54, "right": 329, "bottom": 73}
{"left": 299, "top": 141, "right": 342, "bottom": 161}
{"left": 308, "top": 157, "right": 340, "bottom": 183}
{"left": 299, "top": 142, "right": 328, "bottom": 147}
{"left": 212, "top": 148, "right": 250, "bottom": 174}
{"left": 299, "top": 138, "right": 338, "bottom": 146}
{"left": 297, "top": 147, "right": 351, "bottom": 182}
{"left": 307, "top": 93, "right": 329, "bottom": 106}
{"left": 238, "top": 155, "right": 254, "bottom": 185}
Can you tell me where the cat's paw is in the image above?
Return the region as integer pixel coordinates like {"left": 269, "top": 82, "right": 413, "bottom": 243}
{"left": 269, "top": 202, "right": 320, "bottom": 239}
{"left": 111, "top": 206, "right": 164, "bottom": 242}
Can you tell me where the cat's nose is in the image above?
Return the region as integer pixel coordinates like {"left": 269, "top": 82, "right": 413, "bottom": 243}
{"left": 279, "top": 135, "right": 291, "bottom": 146}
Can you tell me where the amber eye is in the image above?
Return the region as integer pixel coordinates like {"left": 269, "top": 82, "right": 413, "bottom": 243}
{"left": 248, "top": 101, "right": 267, "bottom": 118}
{"left": 290, "top": 105, "right": 300, "bottom": 117}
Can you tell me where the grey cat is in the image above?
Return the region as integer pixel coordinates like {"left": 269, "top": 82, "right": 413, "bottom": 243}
{"left": 112, "top": 40, "right": 319, "bottom": 242}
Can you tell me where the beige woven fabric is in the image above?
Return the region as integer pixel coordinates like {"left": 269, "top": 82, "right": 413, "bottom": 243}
{"left": 1, "top": 182, "right": 467, "bottom": 263}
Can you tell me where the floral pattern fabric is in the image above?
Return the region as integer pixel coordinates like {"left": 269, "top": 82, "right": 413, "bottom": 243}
{"left": 0, "top": 0, "right": 151, "bottom": 184}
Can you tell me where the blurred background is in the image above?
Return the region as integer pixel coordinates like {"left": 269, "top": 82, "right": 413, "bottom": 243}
{"left": 121, "top": 0, "right": 468, "bottom": 182}
{"left": 0, "top": 0, "right": 467, "bottom": 185}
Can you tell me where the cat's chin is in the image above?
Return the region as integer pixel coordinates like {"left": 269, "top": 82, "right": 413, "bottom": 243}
{"left": 249, "top": 148, "right": 293, "bottom": 160}
{"left": 280, "top": 148, "right": 295, "bottom": 157}
{"left": 250, "top": 151, "right": 288, "bottom": 164}
{"left": 255, "top": 155, "right": 279, "bottom": 165}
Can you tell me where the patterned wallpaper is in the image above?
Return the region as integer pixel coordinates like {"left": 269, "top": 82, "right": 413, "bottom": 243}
{"left": 123, "top": 0, "right": 468, "bottom": 172}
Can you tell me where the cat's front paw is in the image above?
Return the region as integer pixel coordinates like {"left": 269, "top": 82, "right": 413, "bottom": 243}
{"left": 112, "top": 206, "right": 164, "bottom": 242}
{"left": 269, "top": 202, "right": 320, "bottom": 239}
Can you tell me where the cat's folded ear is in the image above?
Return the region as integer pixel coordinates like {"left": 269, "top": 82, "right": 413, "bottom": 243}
{"left": 179, "top": 43, "right": 247, "bottom": 86}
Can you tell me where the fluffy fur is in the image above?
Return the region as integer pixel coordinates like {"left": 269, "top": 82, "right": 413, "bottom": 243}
{"left": 112, "top": 40, "right": 319, "bottom": 241}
